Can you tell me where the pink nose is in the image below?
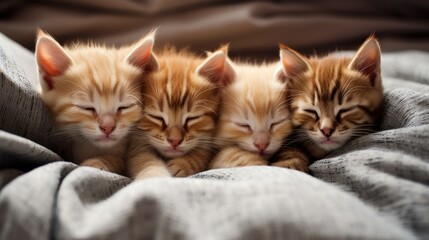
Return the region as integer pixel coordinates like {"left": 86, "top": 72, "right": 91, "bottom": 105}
{"left": 99, "top": 125, "right": 115, "bottom": 135}
{"left": 321, "top": 127, "right": 334, "bottom": 138}
{"left": 99, "top": 114, "right": 116, "bottom": 136}
{"left": 254, "top": 142, "right": 269, "bottom": 153}
{"left": 167, "top": 138, "right": 182, "bottom": 148}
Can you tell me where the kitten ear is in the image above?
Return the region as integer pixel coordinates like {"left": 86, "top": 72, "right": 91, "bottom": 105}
{"left": 126, "top": 32, "right": 159, "bottom": 72}
{"left": 277, "top": 45, "right": 311, "bottom": 81}
{"left": 35, "top": 30, "right": 72, "bottom": 78}
{"left": 196, "top": 46, "right": 236, "bottom": 86}
{"left": 348, "top": 36, "right": 381, "bottom": 85}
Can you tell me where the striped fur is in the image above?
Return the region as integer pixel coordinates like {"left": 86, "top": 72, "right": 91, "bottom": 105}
{"left": 127, "top": 48, "right": 225, "bottom": 179}
{"left": 281, "top": 37, "right": 384, "bottom": 159}
{"left": 36, "top": 30, "right": 155, "bottom": 174}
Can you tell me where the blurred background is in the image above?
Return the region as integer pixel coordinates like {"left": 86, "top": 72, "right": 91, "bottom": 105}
{"left": 1, "top": 0, "right": 429, "bottom": 60}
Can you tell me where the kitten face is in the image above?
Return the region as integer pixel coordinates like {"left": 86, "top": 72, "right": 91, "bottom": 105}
{"left": 139, "top": 50, "right": 224, "bottom": 159}
{"left": 50, "top": 60, "right": 142, "bottom": 148}
{"left": 36, "top": 31, "right": 157, "bottom": 148}
{"left": 280, "top": 37, "right": 383, "bottom": 152}
{"left": 217, "top": 65, "right": 292, "bottom": 158}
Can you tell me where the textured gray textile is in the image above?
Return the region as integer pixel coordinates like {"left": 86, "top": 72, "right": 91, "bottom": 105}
{"left": 0, "top": 34, "right": 428, "bottom": 239}
{"left": 0, "top": 33, "right": 68, "bottom": 164}
{"left": 0, "top": 163, "right": 417, "bottom": 240}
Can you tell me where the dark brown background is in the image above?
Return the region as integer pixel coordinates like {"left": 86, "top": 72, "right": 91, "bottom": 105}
{"left": 1, "top": 0, "right": 429, "bottom": 60}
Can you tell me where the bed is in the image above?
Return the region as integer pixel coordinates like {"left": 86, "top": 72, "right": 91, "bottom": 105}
{"left": 1, "top": 1, "right": 429, "bottom": 239}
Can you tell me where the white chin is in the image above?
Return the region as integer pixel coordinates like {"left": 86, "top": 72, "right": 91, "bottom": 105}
{"left": 158, "top": 148, "right": 187, "bottom": 158}
{"left": 317, "top": 141, "right": 343, "bottom": 151}
{"left": 91, "top": 139, "right": 119, "bottom": 148}
{"left": 240, "top": 146, "right": 274, "bottom": 159}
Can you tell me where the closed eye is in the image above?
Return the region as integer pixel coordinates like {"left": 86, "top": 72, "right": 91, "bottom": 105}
{"left": 234, "top": 123, "right": 251, "bottom": 131}
{"left": 270, "top": 119, "right": 286, "bottom": 129}
{"left": 303, "top": 109, "right": 318, "bottom": 119}
{"left": 336, "top": 106, "right": 358, "bottom": 119}
{"left": 147, "top": 114, "right": 165, "bottom": 123}
{"left": 76, "top": 105, "right": 96, "bottom": 113}
{"left": 185, "top": 115, "right": 203, "bottom": 126}
{"left": 118, "top": 103, "right": 136, "bottom": 112}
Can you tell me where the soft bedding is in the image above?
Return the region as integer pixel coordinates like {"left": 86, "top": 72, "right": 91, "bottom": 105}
{"left": 0, "top": 33, "right": 428, "bottom": 239}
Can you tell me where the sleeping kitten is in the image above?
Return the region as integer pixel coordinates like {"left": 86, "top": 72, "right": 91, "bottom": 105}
{"left": 280, "top": 36, "right": 383, "bottom": 159}
{"left": 209, "top": 59, "right": 301, "bottom": 170}
{"left": 127, "top": 47, "right": 232, "bottom": 179}
{"left": 35, "top": 30, "right": 158, "bottom": 174}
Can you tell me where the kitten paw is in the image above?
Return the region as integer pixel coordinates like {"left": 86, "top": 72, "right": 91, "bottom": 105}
{"left": 211, "top": 149, "right": 268, "bottom": 169}
{"left": 233, "top": 155, "right": 267, "bottom": 167}
{"left": 271, "top": 158, "right": 309, "bottom": 173}
{"left": 167, "top": 162, "right": 189, "bottom": 177}
{"left": 80, "top": 158, "right": 109, "bottom": 171}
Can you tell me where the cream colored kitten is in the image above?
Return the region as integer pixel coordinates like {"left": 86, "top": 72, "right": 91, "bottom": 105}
{"left": 35, "top": 30, "right": 158, "bottom": 174}
{"left": 209, "top": 59, "right": 298, "bottom": 170}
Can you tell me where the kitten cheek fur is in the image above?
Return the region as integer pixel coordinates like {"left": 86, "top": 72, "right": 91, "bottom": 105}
{"left": 127, "top": 47, "right": 232, "bottom": 179}
{"left": 141, "top": 67, "right": 220, "bottom": 158}
{"left": 214, "top": 61, "right": 294, "bottom": 163}
{"left": 35, "top": 30, "right": 155, "bottom": 174}
{"left": 281, "top": 36, "right": 383, "bottom": 158}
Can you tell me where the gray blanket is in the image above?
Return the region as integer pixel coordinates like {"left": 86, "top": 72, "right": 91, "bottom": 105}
{"left": 0, "top": 33, "right": 428, "bottom": 240}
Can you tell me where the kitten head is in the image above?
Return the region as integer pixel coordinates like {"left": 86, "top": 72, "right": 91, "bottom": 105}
{"left": 35, "top": 30, "right": 158, "bottom": 148}
{"left": 280, "top": 37, "right": 383, "bottom": 152}
{"left": 139, "top": 47, "right": 232, "bottom": 158}
{"left": 217, "top": 62, "right": 292, "bottom": 158}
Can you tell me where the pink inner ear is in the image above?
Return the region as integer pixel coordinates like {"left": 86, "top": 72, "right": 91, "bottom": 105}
{"left": 282, "top": 59, "right": 302, "bottom": 77}
{"left": 197, "top": 52, "right": 235, "bottom": 86}
{"left": 36, "top": 38, "right": 71, "bottom": 77}
{"left": 38, "top": 52, "right": 64, "bottom": 76}
{"left": 212, "top": 59, "right": 233, "bottom": 86}
{"left": 127, "top": 38, "right": 159, "bottom": 72}
{"left": 350, "top": 39, "right": 380, "bottom": 85}
{"left": 352, "top": 52, "right": 379, "bottom": 76}
{"left": 128, "top": 46, "right": 151, "bottom": 68}
{"left": 218, "top": 63, "right": 235, "bottom": 86}
{"left": 280, "top": 49, "right": 309, "bottom": 78}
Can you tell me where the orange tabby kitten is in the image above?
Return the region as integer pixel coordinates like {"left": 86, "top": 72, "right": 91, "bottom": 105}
{"left": 35, "top": 30, "right": 158, "bottom": 174}
{"left": 280, "top": 36, "right": 384, "bottom": 159}
{"left": 209, "top": 58, "right": 299, "bottom": 170}
{"left": 127, "top": 47, "right": 233, "bottom": 179}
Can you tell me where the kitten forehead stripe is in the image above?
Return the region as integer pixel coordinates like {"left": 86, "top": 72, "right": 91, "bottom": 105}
{"left": 180, "top": 91, "right": 189, "bottom": 109}
{"left": 330, "top": 82, "right": 339, "bottom": 101}
{"left": 113, "top": 62, "right": 121, "bottom": 95}
{"left": 180, "top": 68, "right": 188, "bottom": 105}
{"left": 166, "top": 67, "right": 173, "bottom": 106}
{"left": 86, "top": 64, "right": 102, "bottom": 94}
{"left": 314, "top": 65, "right": 322, "bottom": 94}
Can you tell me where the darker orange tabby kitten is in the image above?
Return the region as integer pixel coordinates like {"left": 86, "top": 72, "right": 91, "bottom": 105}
{"left": 279, "top": 36, "right": 384, "bottom": 159}
{"left": 127, "top": 47, "right": 233, "bottom": 179}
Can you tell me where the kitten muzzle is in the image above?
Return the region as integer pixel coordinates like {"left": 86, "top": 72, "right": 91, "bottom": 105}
{"left": 99, "top": 114, "right": 116, "bottom": 136}
{"left": 252, "top": 130, "right": 270, "bottom": 154}
{"left": 166, "top": 126, "right": 185, "bottom": 149}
